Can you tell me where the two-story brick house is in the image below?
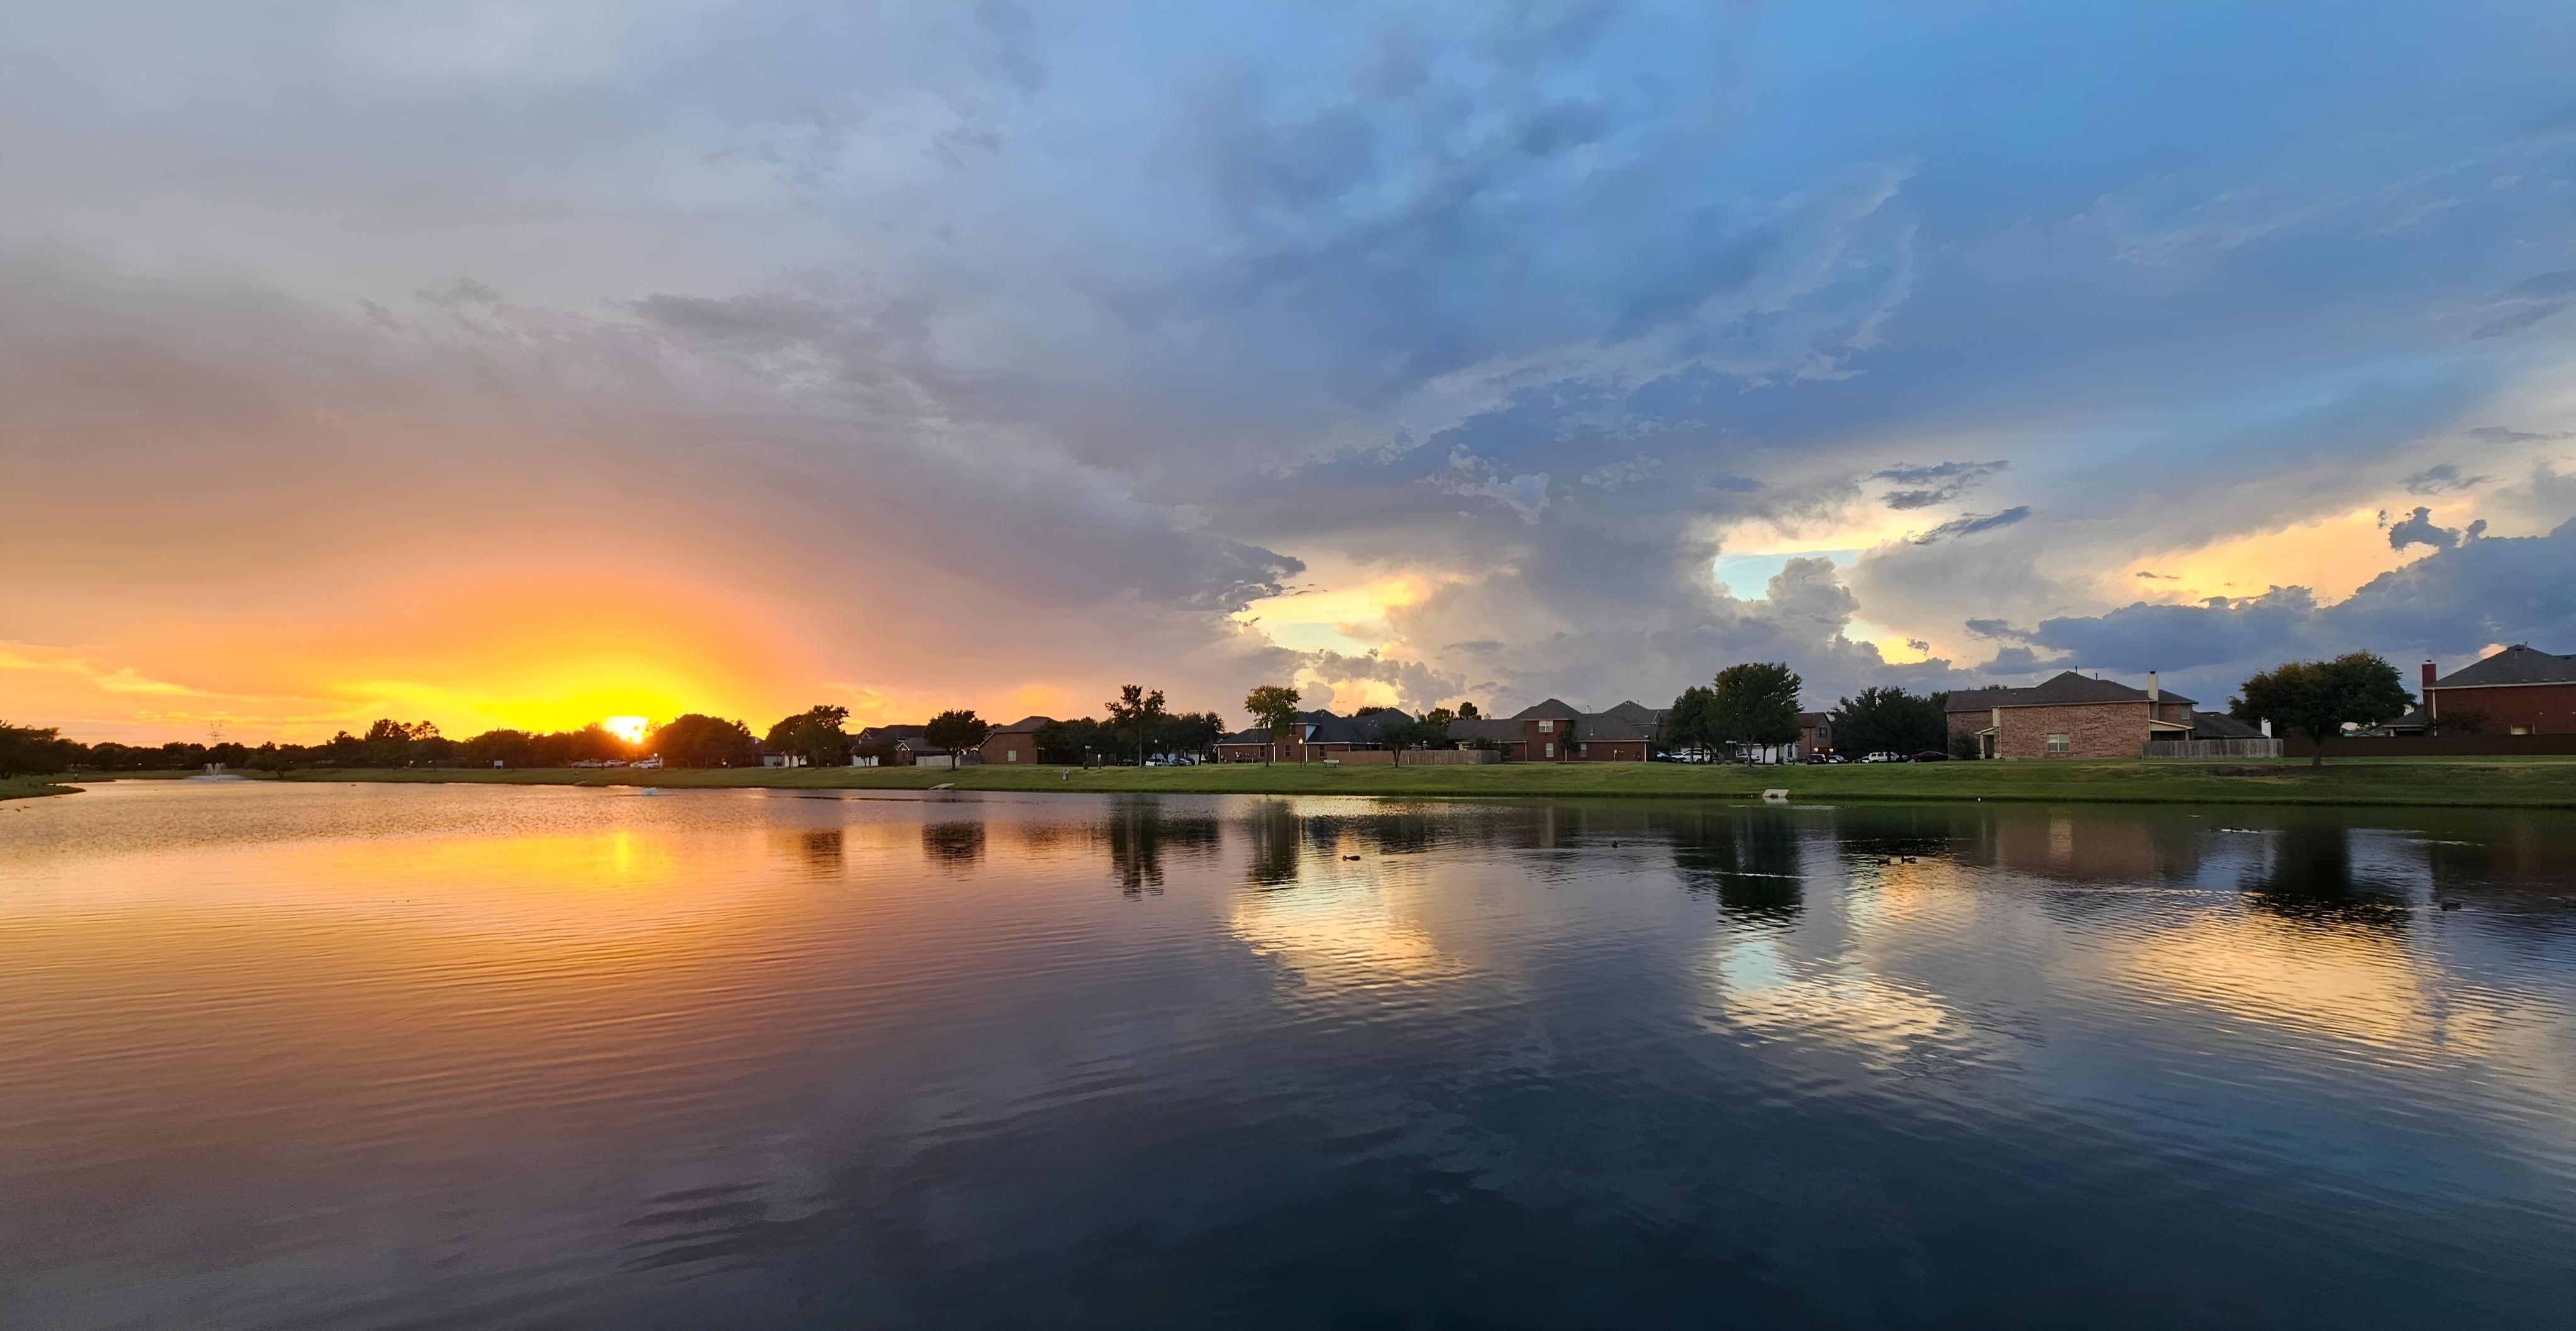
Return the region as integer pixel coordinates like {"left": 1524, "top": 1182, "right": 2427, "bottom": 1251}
{"left": 977, "top": 716, "right": 1053, "bottom": 765}
{"left": 1945, "top": 671, "right": 2197, "bottom": 758}
{"left": 2423, "top": 645, "right": 2576, "bottom": 735}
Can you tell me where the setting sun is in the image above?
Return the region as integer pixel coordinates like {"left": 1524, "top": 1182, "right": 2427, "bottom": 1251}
{"left": 602, "top": 716, "right": 650, "bottom": 745}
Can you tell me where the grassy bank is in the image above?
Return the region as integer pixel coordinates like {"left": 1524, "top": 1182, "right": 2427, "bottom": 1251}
{"left": 1, "top": 775, "right": 84, "bottom": 801}
{"left": 89, "top": 755, "right": 2568, "bottom": 808}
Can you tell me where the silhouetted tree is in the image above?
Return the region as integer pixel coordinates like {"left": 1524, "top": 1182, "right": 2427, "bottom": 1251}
{"left": 1104, "top": 685, "right": 1168, "bottom": 766}
{"left": 0, "top": 722, "right": 77, "bottom": 777}
{"left": 1713, "top": 662, "right": 1802, "bottom": 761}
{"left": 649, "top": 714, "right": 758, "bottom": 767}
{"left": 1243, "top": 684, "right": 1302, "bottom": 764}
{"left": 765, "top": 704, "right": 851, "bottom": 767}
{"left": 1665, "top": 685, "right": 1720, "bottom": 755}
{"left": 1830, "top": 686, "right": 1948, "bottom": 757}
{"left": 923, "top": 710, "right": 989, "bottom": 764}
{"left": 2236, "top": 652, "right": 2412, "bottom": 767}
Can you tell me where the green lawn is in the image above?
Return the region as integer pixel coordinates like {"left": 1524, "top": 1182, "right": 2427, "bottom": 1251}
{"left": 167, "top": 755, "right": 2576, "bottom": 808}
{"left": 1, "top": 775, "right": 84, "bottom": 801}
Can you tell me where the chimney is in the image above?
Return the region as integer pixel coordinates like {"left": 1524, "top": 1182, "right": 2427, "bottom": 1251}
{"left": 2260, "top": 719, "right": 2272, "bottom": 738}
{"left": 2423, "top": 660, "right": 2438, "bottom": 718}
{"left": 2146, "top": 671, "right": 2160, "bottom": 704}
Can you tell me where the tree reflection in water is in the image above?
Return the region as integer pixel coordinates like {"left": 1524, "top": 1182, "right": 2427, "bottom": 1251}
{"left": 1670, "top": 807, "right": 1804, "bottom": 923}
{"left": 2247, "top": 824, "right": 2410, "bottom": 928}
{"left": 1104, "top": 798, "right": 1221, "bottom": 898}
{"left": 921, "top": 820, "right": 985, "bottom": 869}
{"left": 1243, "top": 800, "right": 1304, "bottom": 888}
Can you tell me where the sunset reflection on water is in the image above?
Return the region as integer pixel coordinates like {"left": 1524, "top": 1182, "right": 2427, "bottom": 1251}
{"left": 4, "top": 782, "right": 2575, "bottom": 1328}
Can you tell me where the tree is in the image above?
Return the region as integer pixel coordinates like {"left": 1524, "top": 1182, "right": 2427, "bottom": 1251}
{"left": 923, "top": 710, "right": 989, "bottom": 764}
{"left": 1829, "top": 686, "right": 1948, "bottom": 758}
{"left": 0, "top": 721, "right": 77, "bottom": 777}
{"left": 648, "top": 714, "right": 758, "bottom": 767}
{"left": 1165, "top": 711, "right": 1228, "bottom": 762}
{"left": 765, "top": 704, "right": 851, "bottom": 767}
{"left": 1243, "top": 684, "right": 1302, "bottom": 764}
{"left": 1104, "top": 685, "right": 1169, "bottom": 766}
{"left": 2236, "top": 652, "right": 2413, "bottom": 767}
{"left": 1711, "top": 662, "right": 1802, "bottom": 762}
{"left": 1664, "top": 685, "right": 1720, "bottom": 756}
{"left": 1368, "top": 709, "right": 1451, "bottom": 762}
{"left": 1456, "top": 701, "right": 1480, "bottom": 719}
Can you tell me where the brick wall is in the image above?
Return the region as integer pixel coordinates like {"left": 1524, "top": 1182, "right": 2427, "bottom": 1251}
{"left": 1995, "top": 701, "right": 2150, "bottom": 758}
{"left": 2433, "top": 682, "right": 2576, "bottom": 735}
{"left": 980, "top": 731, "right": 1041, "bottom": 764}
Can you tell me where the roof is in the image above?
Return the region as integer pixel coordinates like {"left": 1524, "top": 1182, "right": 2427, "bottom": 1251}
{"left": 987, "top": 715, "right": 1052, "bottom": 736}
{"left": 1302, "top": 710, "right": 1411, "bottom": 745}
{"left": 1797, "top": 711, "right": 1829, "bottom": 727}
{"left": 1941, "top": 671, "right": 2196, "bottom": 711}
{"left": 1599, "top": 699, "right": 1665, "bottom": 723}
{"left": 1511, "top": 698, "right": 1585, "bottom": 721}
{"left": 2190, "top": 712, "right": 2265, "bottom": 740}
{"left": 853, "top": 724, "right": 927, "bottom": 741}
{"left": 1575, "top": 713, "right": 1658, "bottom": 742}
{"left": 1446, "top": 717, "right": 1525, "bottom": 744}
{"left": 2433, "top": 644, "right": 2576, "bottom": 689}
{"left": 1217, "top": 728, "right": 1272, "bottom": 745}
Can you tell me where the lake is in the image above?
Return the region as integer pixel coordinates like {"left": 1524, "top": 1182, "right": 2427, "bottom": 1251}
{"left": 3, "top": 781, "right": 2573, "bottom": 1328}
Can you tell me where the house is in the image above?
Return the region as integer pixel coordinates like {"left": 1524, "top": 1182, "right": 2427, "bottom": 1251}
{"left": 851, "top": 725, "right": 949, "bottom": 766}
{"left": 1213, "top": 709, "right": 1414, "bottom": 762}
{"left": 1446, "top": 699, "right": 1665, "bottom": 761}
{"left": 1797, "top": 711, "right": 1833, "bottom": 756}
{"left": 1945, "top": 671, "right": 2197, "bottom": 758}
{"left": 2423, "top": 645, "right": 2576, "bottom": 735}
{"left": 977, "top": 716, "right": 1053, "bottom": 766}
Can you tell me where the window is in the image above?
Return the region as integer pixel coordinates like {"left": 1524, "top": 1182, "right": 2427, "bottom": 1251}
{"left": 1537, "top": 719, "right": 1554, "bottom": 732}
{"left": 2046, "top": 733, "right": 2071, "bottom": 753}
{"left": 1545, "top": 742, "right": 1555, "bottom": 758}
{"left": 1006, "top": 749, "right": 1018, "bottom": 762}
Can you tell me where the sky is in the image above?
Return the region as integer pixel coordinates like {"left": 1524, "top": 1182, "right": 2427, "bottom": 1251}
{"left": 5, "top": 1, "right": 2576, "bottom": 743}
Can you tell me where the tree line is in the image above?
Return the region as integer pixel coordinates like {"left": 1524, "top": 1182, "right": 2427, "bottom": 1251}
{"left": 0, "top": 682, "right": 1239, "bottom": 777}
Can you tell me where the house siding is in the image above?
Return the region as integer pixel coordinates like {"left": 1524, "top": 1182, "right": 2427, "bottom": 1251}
{"left": 2431, "top": 682, "right": 2576, "bottom": 735}
{"left": 1995, "top": 701, "right": 2149, "bottom": 759}
{"left": 979, "top": 731, "right": 1041, "bottom": 764}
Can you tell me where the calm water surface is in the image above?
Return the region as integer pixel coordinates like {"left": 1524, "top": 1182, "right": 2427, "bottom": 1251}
{"left": 3, "top": 781, "right": 2575, "bottom": 1328}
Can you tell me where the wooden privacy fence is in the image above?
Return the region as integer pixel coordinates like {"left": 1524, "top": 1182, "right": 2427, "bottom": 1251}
{"left": 2143, "top": 738, "right": 2284, "bottom": 760}
{"left": 1328, "top": 749, "right": 1502, "bottom": 766}
{"left": 2280, "top": 733, "right": 2576, "bottom": 758}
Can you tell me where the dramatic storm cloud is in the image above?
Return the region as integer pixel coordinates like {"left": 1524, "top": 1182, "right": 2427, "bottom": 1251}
{"left": 5, "top": 1, "right": 2576, "bottom": 738}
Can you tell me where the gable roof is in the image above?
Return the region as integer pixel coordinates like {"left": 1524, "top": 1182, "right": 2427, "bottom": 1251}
{"left": 988, "top": 715, "right": 1052, "bottom": 735}
{"left": 1941, "top": 671, "right": 2195, "bottom": 711}
{"left": 1574, "top": 713, "right": 1659, "bottom": 742}
{"left": 1511, "top": 698, "right": 1585, "bottom": 721}
{"left": 1445, "top": 717, "right": 1525, "bottom": 744}
{"left": 1599, "top": 699, "right": 1664, "bottom": 723}
{"left": 2433, "top": 643, "right": 2576, "bottom": 688}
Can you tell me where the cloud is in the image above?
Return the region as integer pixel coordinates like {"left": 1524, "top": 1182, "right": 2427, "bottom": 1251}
{"left": 2384, "top": 505, "right": 2484, "bottom": 551}
{"left": 9, "top": 0, "right": 2576, "bottom": 740}
{"left": 2470, "top": 269, "right": 2576, "bottom": 340}
{"left": 1989, "top": 519, "right": 2576, "bottom": 699}
{"left": 1913, "top": 506, "right": 2032, "bottom": 543}
{"left": 2403, "top": 462, "right": 2490, "bottom": 495}
{"left": 1875, "top": 460, "right": 2008, "bottom": 511}
{"left": 2467, "top": 425, "right": 2565, "bottom": 444}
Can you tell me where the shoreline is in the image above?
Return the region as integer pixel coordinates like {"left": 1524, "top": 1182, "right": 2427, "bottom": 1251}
{"left": 23, "top": 756, "right": 2576, "bottom": 808}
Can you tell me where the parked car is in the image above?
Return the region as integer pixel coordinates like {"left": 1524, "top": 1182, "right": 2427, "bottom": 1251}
{"left": 1802, "top": 754, "right": 1846, "bottom": 764}
{"left": 1909, "top": 750, "right": 1949, "bottom": 762}
{"left": 1862, "top": 751, "right": 1904, "bottom": 763}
